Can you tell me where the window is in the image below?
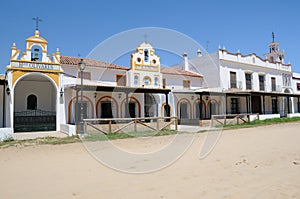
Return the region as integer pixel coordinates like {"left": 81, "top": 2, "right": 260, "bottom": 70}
{"left": 231, "top": 98, "right": 239, "bottom": 114}
{"left": 27, "top": 94, "right": 37, "bottom": 110}
{"left": 116, "top": 74, "right": 126, "bottom": 86}
{"left": 143, "top": 76, "right": 151, "bottom": 86}
{"left": 259, "top": 75, "right": 265, "bottom": 91}
{"left": 245, "top": 73, "right": 252, "bottom": 90}
{"left": 154, "top": 76, "right": 159, "bottom": 86}
{"left": 183, "top": 80, "right": 190, "bottom": 88}
{"left": 230, "top": 72, "right": 237, "bottom": 88}
{"left": 282, "top": 74, "right": 291, "bottom": 87}
{"left": 163, "top": 78, "right": 166, "bottom": 89}
{"left": 134, "top": 74, "right": 139, "bottom": 86}
{"left": 78, "top": 71, "right": 91, "bottom": 80}
{"left": 297, "top": 83, "right": 300, "bottom": 91}
{"left": 271, "top": 77, "right": 276, "bottom": 91}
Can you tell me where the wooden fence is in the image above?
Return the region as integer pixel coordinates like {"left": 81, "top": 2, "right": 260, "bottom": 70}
{"left": 83, "top": 117, "right": 178, "bottom": 134}
{"left": 210, "top": 113, "right": 259, "bottom": 127}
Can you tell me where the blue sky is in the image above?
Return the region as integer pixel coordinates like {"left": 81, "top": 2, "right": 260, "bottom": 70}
{"left": 1, "top": 0, "right": 300, "bottom": 73}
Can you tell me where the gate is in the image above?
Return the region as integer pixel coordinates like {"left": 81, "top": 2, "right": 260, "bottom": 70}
{"left": 14, "top": 109, "right": 56, "bottom": 132}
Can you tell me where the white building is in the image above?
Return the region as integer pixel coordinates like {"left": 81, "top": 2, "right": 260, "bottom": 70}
{"left": 0, "top": 30, "right": 299, "bottom": 137}
{"left": 177, "top": 37, "right": 300, "bottom": 119}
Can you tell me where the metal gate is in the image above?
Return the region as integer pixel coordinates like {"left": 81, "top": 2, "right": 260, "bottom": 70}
{"left": 14, "top": 109, "right": 56, "bottom": 132}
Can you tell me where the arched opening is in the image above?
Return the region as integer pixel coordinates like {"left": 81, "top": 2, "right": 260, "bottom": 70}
{"left": 284, "top": 89, "right": 292, "bottom": 116}
{"left": 163, "top": 104, "right": 171, "bottom": 117}
{"left": 144, "top": 93, "right": 157, "bottom": 117}
{"left": 14, "top": 73, "right": 56, "bottom": 132}
{"left": 207, "top": 100, "right": 218, "bottom": 119}
{"left": 121, "top": 97, "right": 141, "bottom": 118}
{"left": 31, "top": 45, "right": 42, "bottom": 61}
{"left": 96, "top": 96, "right": 118, "bottom": 119}
{"left": 27, "top": 94, "right": 37, "bottom": 110}
{"left": 68, "top": 96, "right": 94, "bottom": 124}
{"left": 194, "top": 99, "right": 205, "bottom": 119}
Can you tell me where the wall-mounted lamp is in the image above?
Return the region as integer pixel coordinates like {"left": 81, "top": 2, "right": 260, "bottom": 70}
{"left": 94, "top": 92, "right": 97, "bottom": 98}
{"left": 6, "top": 87, "right": 10, "bottom": 95}
{"left": 118, "top": 93, "right": 122, "bottom": 99}
{"left": 191, "top": 95, "right": 194, "bottom": 101}
{"left": 205, "top": 96, "right": 210, "bottom": 101}
{"left": 60, "top": 88, "right": 64, "bottom": 97}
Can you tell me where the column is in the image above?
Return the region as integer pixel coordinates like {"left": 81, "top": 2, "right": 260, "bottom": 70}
{"left": 125, "top": 92, "right": 129, "bottom": 118}
{"left": 199, "top": 93, "right": 203, "bottom": 119}
{"left": 263, "top": 95, "right": 266, "bottom": 114}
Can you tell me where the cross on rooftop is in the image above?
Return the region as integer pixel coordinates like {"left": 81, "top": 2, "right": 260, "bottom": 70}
{"left": 143, "top": 33, "right": 148, "bottom": 43}
{"left": 272, "top": 32, "right": 275, "bottom": 42}
{"left": 32, "top": 17, "right": 42, "bottom": 30}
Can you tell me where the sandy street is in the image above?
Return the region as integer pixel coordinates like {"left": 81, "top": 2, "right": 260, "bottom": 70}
{"left": 0, "top": 122, "right": 300, "bottom": 199}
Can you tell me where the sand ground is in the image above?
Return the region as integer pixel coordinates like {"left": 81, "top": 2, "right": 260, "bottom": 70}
{"left": 0, "top": 122, "right": 300, "bottom": 199}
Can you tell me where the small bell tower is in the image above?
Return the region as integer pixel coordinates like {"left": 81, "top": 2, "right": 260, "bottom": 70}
{"left": 264, "top": 32, "right": 285, "bottom": 63}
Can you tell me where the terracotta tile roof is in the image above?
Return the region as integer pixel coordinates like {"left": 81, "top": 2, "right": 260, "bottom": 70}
{"left": 60, "top": 56, "right": 128, "bottom": 70}
{"left": 161, "top": 67, "right": 202, "bottom": 77}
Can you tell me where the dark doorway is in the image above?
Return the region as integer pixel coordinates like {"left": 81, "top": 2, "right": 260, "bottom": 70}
{"left": 129, "top": 102, "right": 136, "bottom": 118}
{"left": 180, "top": 102, "right": 188, "bottom": 119}
{"left": 251, "top": 96, "right": 262, "bottom": 114}
{"left": 164, "top": 104, "right": 171, "bottom": 117}
{"left": 101, "top": 101, "right": 113, "bottom": 118}
{"left": 231, "top": 98, "right": 239, "bottom": 114}
{"left": 272, "top": 98, "right": 278, "bottom": 114}
{"left": 27, "top": 94, "right": 37, "bottom": 110}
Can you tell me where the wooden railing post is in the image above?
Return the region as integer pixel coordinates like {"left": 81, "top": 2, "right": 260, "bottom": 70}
{"left": 84, "top": 120, "right": 87, "bottom": 134}
{"left": 175, "top": 117, "right": 178, "bottom": 130}
{"left": 134, "top": 119, "right": 137, "bottom": 132}
{"left": 108, "top": 120, "right": 112, "bottom": 134}
{"left": 156, "top": 118, "right": 160, "bottom": 130}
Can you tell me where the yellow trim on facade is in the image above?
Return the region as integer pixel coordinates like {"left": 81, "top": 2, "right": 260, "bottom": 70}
{"left": 26, "top": 39, "right": 48, "bottom": 44}
{"left": 46, "top": 73, "right": 59, "bottom": 87}
{"left": 12, "top": 70, "right": 26, "bottom": 87}
{"left": 12, "top": 70, "right": 59, "bottom": 88}
{"left": 10, "top": 50, "right": 21, "bottom": 60}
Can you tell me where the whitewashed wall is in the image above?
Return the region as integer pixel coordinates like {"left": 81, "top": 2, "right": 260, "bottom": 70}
{"left": 14, "top": 81, "right": 56, "bottom": 112}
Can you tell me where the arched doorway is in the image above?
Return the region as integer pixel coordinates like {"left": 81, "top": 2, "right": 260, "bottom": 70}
{"left": 177, "top": 99, "right": 191, "bottom": 124}
{"left": 194, "top": 100, "right": 205, "bottom": 119}
{"left": 68, "top": 96, "right": 94, "bottom": 124}
{"left": 121, "top": 97, "right": 140, "bottom": 118}
{"left": 207, "top": 100, "right": 218, "bottom": 118}
{"left": 144, "top": 93, "right": 157, "bottom": 117}
{"left": 163, "top": 104, "right": 171, "bottom": 117}
{"left": 97, "top": 97, "right": 118, "bottom": 118}
{"left": 284, "top": 89, "right": 292, "bottom": 116}
{"left": 14, "top": 73, "right": 57, "bottom": 132}
{"left": 27, "top": 94, "right": 37, "bottom": 110}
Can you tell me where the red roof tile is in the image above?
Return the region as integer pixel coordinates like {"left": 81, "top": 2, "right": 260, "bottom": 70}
{"left": 60, "top": 56, "right": 128, "bottom": 70}
{"left": 161, "top": 67, "right": 202, "bottom": 77}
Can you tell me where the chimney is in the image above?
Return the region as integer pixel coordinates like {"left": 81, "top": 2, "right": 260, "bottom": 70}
{"left": 197, "top": 49, "right": 202, "bottom": 57}
{"left": 183, "top": 52, "right": 188, "bottom": 71}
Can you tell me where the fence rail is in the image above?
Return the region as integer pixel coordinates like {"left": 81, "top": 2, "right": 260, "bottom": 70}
{"left": 210, "top": 113, "right": 258, "bottom": 127}
{"left": 83, "top": 117, "right": 178, "bottom": 134}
